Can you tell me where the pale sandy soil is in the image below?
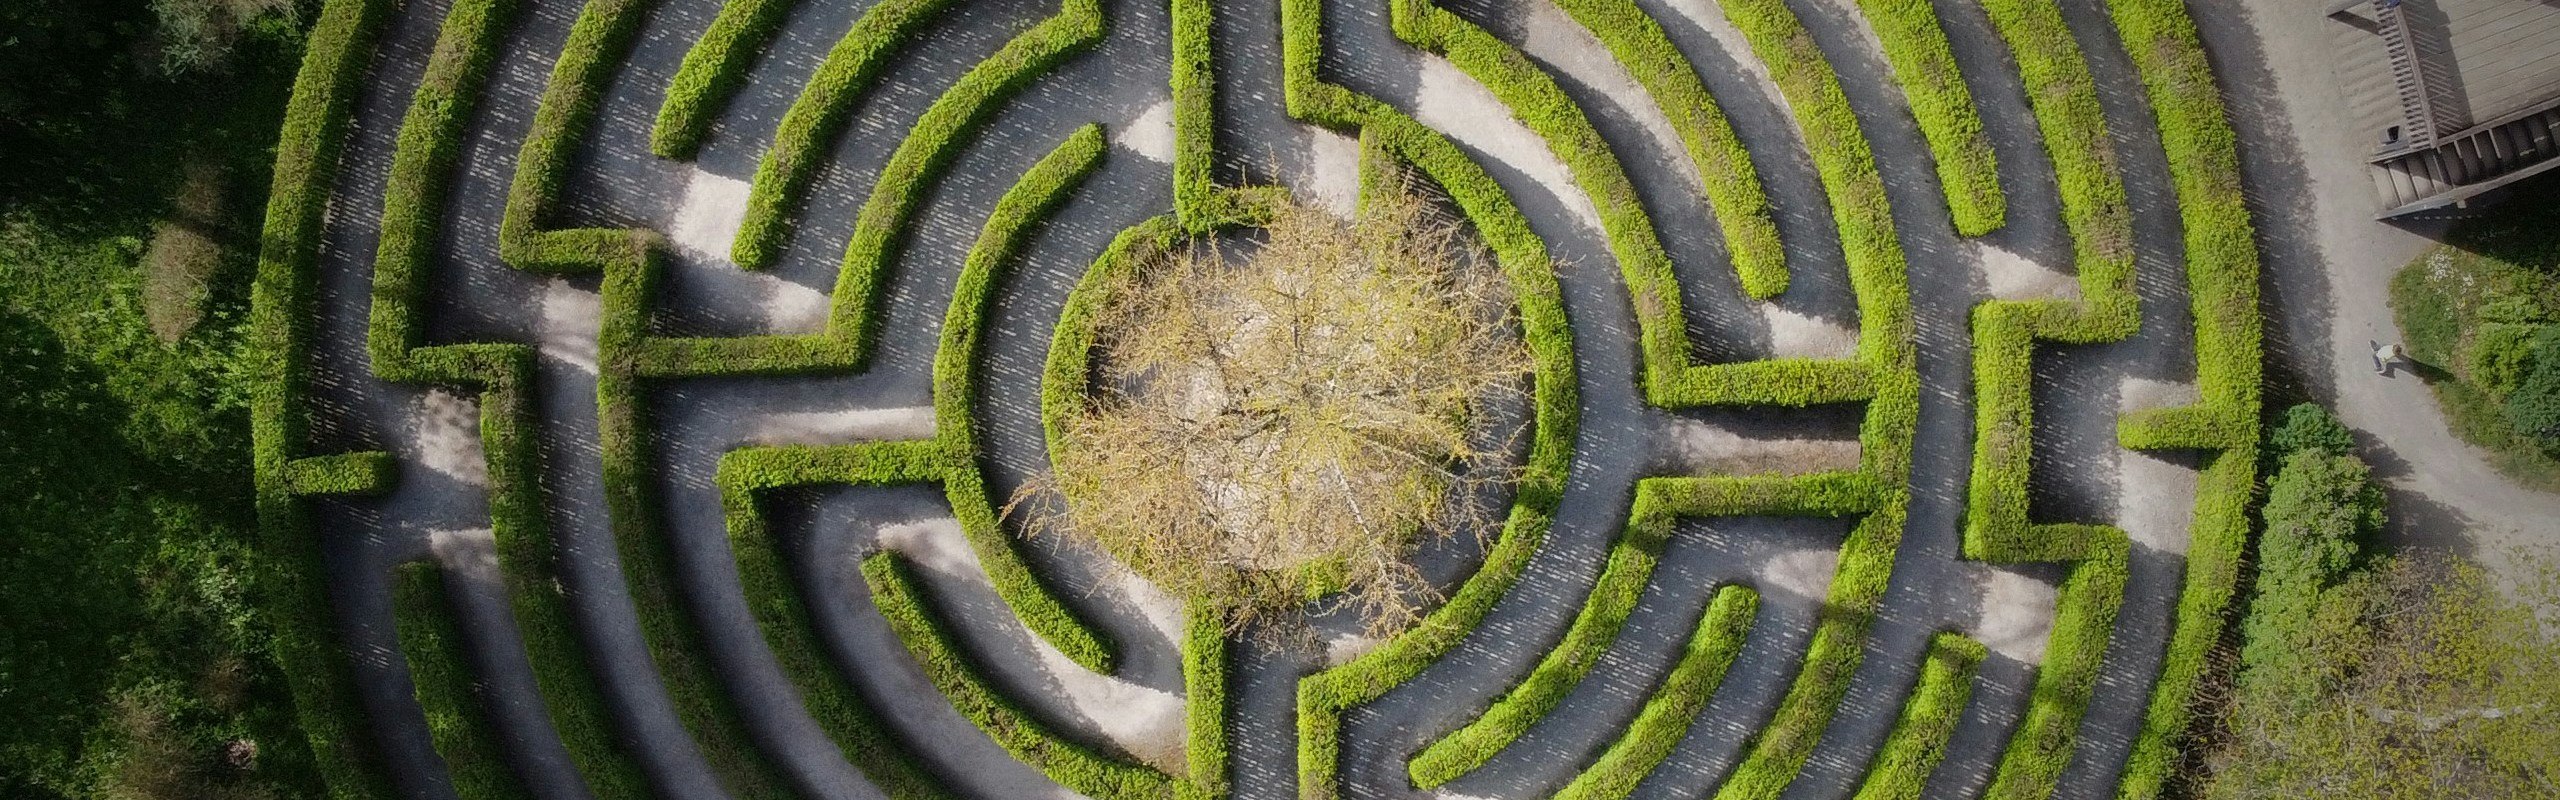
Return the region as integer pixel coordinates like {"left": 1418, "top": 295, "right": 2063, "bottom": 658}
{"left": 2118, "top": 377, "right": 2202, "bottom": 556}
{"left": 1515, "top": 0, "right": 1701, "bottom": 190}
{"left": 1113, "top": 99, "right": 1177, "bottom": 164}
{"left": 748, "top": 407, "right": 938, "bottom": 446}
{"left": 1656, "top": 418, "right": 1861, "bottom": 476}
{"left": 412, "top": 388, "right": 488, "bottom": 487}
{"left": 1972, "top": 568, "right": 2058, "bottom": 664}
{"left": 1294, "top": 125, "right": 1363, "bottom": 219}
{"left": 1762, "top": 547, "right": 1842, "bottom": 601}
{"left": 1762, "top": 305, "right": 1859, "bottom": 359}
{"left": 669, "top": 166, "right": 752, "bottom": 263}
{"left": 1973, "top": 240, "right": 2078, "bottom": 301}
{"left": 536, "top": 278, "right": 601, "bottom": 374}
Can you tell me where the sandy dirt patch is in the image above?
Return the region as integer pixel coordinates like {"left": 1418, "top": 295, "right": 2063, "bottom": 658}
{"left": 2118, "top": 377, "right": 2202, "bottom": 555}
{"left": 749, "top": 407, "right": 937, "bottom": 446}
{"left": 874, "top": 517, "right": 1190, "bottom": 771}
{"left": 755, "top": 273, "right": 830, "bottom": 334}
{"left": 412, "top": 388, "right": 488, "bottom": 487}
{"left": 1763, "top": 306, "right": 1860, "bottom": 359}
{"left": 1762, "top": 547, "right": 1842, "bottom": 600}
{"left": 669, "top": 166, "right": 753, "bottom": 264}
{"left": 427, "top": 527, "right": 501, "bottom": 582}
{"left": 1973, "top": 568, "right": 2058, "bottom": 664}
{"left": 537, "top": 278, "right": 602, "bottom": 374}
{"left": 1410, "top": 56, "right": 1604, "bottom": 232}
{"left": 1975, "top": 240, "right": 2078, "bottom": 300}
{"left": 1114, "top": 99, "right": 1177, "bottom": 164}
{"left": 1296, "top": 125, "right": 1363, "bottom": 219}
{"left": 1658, "top": 418, "right": 1861, "bottom": 476}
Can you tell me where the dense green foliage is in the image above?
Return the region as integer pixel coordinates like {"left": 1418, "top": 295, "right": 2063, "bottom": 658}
{"left": 1849, "top": 633, "right": 1987, "bottom": 800}
{"left": 0, "top": 3, "right": 348, "bottom": 798}
{"left": 2390, "top": 172, "right": 2560, "bottom": 489}
{"left": 651, "top": 0, "right": 805, "bottom": 158}
{"left": 2268, "top": 401, "right": 2356, "bottom": 461}
{"left": 2101, "top": 2, "right": 2267, "bottom": 794}
{"left": 2505, "top": 327, "right": 2560, "bottom": 456}
{"left": 2204, "top": 454, "right": 2558, "bottom": 800}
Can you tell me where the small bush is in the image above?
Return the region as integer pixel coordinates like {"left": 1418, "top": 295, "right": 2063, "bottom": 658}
{"left": 2268, "top": 402, "right": 2355, "bottom": 460}
{"left": 2507, "top": 327, "right": 2560, "bottom": 456}
{"left": 2465, "top": 323, "right": 2542, "bottom": 399}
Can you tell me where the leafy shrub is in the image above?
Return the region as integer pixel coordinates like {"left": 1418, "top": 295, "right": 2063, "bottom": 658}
{"left": 2507, "top": 327, "right": 2560, "bottom": 456}
{"left": 2465, "top": 323, "right": 2543, "bottom": 399}
{"left": 2205, "top": 555, "right": 2560, "bottom": 799}
{"left": 2238, "top": 450, "right": 2383, "bottom": 708}
{"left": 2268, "top": 402, "right": 2355, "bottom": 460}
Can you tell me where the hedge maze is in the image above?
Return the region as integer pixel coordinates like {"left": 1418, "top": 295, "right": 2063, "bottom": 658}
{"left": 250, "top": 0, "right": 2262, "bottom": 797}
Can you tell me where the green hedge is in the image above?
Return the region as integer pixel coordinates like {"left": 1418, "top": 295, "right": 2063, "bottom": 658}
{"left": 864, "top": 555, "right": 1180, "bottom": 798}
{"left": 645, "top": 0, "right": 1101, "bottom": 376}
{"left": 1849, "top": 0, "right": 2005, "bottom": 236}
{"left": 709, "top": 129, "right": 1118, "bottom": 797}
{"left": 1552, "top": 586, "right": 1759, "bottom": 800}
{"left": 726, "top": 0, "right": 959, "bottom": 269}
{"left": 363, "top": 0, "right": 663, "bottom": 792}
{"left": 1703, "top": 0, "right": 1924, "bottom": 793}
{"left": 1961, "top": 0, "right": 2139, "bottom": 559}
{"left": 1545, "top": 0, "right": 1788, "bottom": 297}
{"left": 1409, "top": 470, "right": 1882, "bottom": 788}
{"left": 1386, "top": 0, "right": 1876, "bottom": 408}
{"left": 247, "top": 0, "right": 398, "bottom": 792}
{"left": 489, "top": 0, "right": 807, "bottom": 795}
{"left": 1986, "top": 533, "right": 2130, "bottom": 799}
{"left": 1405, "top": 509, "right": 1677, "bottom": 788}
{"left": 392, "top": 562, "right": 535, "bottom": 800}
{"left": 1848, "top": 633, "right": 1985, "bottom": 800}
{"left": 651, "top": 0, "right": 807, "bottom": 159}
{"left": 1272, "top": 7, "right": 1586, "bottom": 795}
{"left": 282, "top": 450, "right": 398, "bottom": 496}
{"left": 2102, "top": 1, "right": 2266, "bottom": 796}
{"left": 716, "top": 449, "right": 945, "bottom": 799}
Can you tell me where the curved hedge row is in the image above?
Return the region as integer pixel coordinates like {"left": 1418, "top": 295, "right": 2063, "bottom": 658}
{"left": 362, "top": 0, "right": 671, "bottom": 793}
{"left": 2103, "top": 0, "right": 2264, "bottom": 795}
{"left": 392, "top": 561, "right": 535, "bottom": 800}
{"left": 1849, "top": 632, "right": 1986, "bottom": 800}
{"left": 1545, "top": 0, "right": 1788, "bottom": 298}
{"left": 1323, "top": 0, "right": 1927, "bottom": 794}
{"left": 714, "top": 127, "right": 1140, "bottom": 797}
{"left": 1406, "top": 472, "right": 1881, "bottom": 788}
{"left": 1848, "top": 0, "right": 2005, "bottom": 236}
{"left": 1551, "top": 585, "right": 1759, "bottom": 800}
{"left": 1389, "top": 0, "right": 1873, "bottom": 409}
{"left": 726, "top": 0, "right": 959, "bottom": 269}
{"left": 640, "top": 0, "right": 1102, "bottom": 376}
{"left": 1703, "top": 0, "right": 1924, "bottom": 794}
{"left": 651, "top": 0, "right": 807, "bottom": 159}
{"left": 246, "top": 0, "right": 398, "bottom": 793}
{"left": 864, "top": 555, "right": 1181, "bottom": 798}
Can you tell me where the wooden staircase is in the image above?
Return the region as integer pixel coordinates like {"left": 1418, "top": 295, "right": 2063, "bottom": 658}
{"left": 2370, "top": 100, "right": 2560, "bottom": 218}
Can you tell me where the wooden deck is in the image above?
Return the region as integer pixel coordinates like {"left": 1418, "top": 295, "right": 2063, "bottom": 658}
{"left": 2326, "top": 0, "right": 2560, "bottom": 217}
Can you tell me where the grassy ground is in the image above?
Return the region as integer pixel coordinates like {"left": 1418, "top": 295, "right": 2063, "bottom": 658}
{"left": 2388, "top": 173, "right": 2560, "bottom": 493}
{"left": 0, "top": 2, "right": 322, "bottom": 797}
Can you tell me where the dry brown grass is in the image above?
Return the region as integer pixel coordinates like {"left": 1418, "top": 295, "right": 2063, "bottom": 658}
{"left": 1022, "top": 188, "right": 1531, "bottom": 637}
{"left": 140, "top": 162, "right": 227, "bottom": 342}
